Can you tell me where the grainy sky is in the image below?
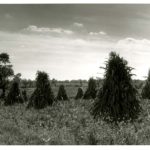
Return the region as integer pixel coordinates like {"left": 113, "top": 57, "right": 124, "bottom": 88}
{"left": 0, "top": 4, "right": 150, "bottom": 80}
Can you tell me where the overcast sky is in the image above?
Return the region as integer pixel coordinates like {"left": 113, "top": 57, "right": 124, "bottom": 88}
{"left": 0, "top": 4, "right": 150, "bottom": 80}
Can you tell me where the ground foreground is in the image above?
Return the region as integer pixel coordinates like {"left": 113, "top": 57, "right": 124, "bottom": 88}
{"left": 0, "top": 95, "right": 150, "bottom": 145}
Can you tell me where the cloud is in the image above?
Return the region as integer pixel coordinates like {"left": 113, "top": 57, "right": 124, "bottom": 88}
{"left": 0, "top": 30, "right": 113, "bottom": 80}
{"left": 89, "top": 31, "right": 107, "bottom": 36}
{"left": 114, "top": 37, "right": 150, "bottom": 79}
{"left": 4, "top": 13, "right": 13, "bottom": 19}
{"left": 73, "top": 22, "right": 84, "bottom": 28}
{"left": 116, "top": 37, "right": 150, "bottom": 53}
{"left": 24, "top": 25, "right": 74, "bottom": 35}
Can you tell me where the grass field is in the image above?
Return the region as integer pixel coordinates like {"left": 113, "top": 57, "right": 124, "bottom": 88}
{"left": 0, "top": 86, "right": 150, "bottom": 145}
{"left": 26, "top": 86, "right": 87, "bottom": 99}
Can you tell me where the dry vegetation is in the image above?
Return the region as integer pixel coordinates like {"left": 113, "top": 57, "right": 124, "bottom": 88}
{"left": 0, "top": 86, "right": 149, "bottom": 145}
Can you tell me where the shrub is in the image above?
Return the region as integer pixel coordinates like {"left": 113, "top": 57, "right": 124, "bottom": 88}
{"left": 56, "top": 85, "right": 68, "bottom": 101}
{"left": 27, "top": 71, "right": 54, "bottom": 109}
{"left": 4, "top": 81, "right": 23, "bottom": 105}
{"left": 141, "top": 70, "right": 150, "bottom": 99}
{"left": 92, "top": 52, "right": 141, "bottom": 123}
{"left": 75, "top": 87, "right": 83, "bottom": 100}
{"left": 83, "top": 78, "right": 97, "bottom": 99}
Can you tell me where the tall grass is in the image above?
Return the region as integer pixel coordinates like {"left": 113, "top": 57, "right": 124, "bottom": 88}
{"left": 0, "top": 96, "right": 150, "bottom": 144}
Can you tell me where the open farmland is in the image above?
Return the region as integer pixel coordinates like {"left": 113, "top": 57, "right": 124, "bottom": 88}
{"left": 0, "top": 85, "right": 150, "bottom": 145}
{"left": 25, "top": 86, "right": 87, "bottom": 100}
{"left": 1, "top": 4, "right": 150, "bottom": 146}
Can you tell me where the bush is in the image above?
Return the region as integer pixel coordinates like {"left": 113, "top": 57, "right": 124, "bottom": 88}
{"left": 92, "top": 52, "right": 141, "bottom": 123}
{"left": 4, "top": 81, "right": 24, "bottom": 105}
{"left": 56, "top": 85, "right": 68, "bottom": 101}
{"left": 75, "top": 87, "right": 83, "bottom": 100}
{"left": 83, "top": 78, "right": 97, "bottom": 99}
{"left": 27, "top": 71, "right": 54, "bottom": 109}
{"left": 141, "top": 70, "right": 150, "bottom": 99}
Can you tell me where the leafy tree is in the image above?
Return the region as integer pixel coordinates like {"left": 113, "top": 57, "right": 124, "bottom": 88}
{"left": 141, "top": 70, "right": 150, "bottom": 99}
{"left": 56, "top": 85, "right": 68, "bottom": 101}
{"left": 75, "top": 87, "right": 83, "bottom": 100}
{"left": 92, "top": 52, "right": 141, "bottom": 123}
{"left": 83, "top": 78, "right": 97, "bottom": 99}
{"left": 27, "top": 71, "right": 54, "bottom": 109}
{"left": 0, "top": 53, "right": 14, "bottom": 98}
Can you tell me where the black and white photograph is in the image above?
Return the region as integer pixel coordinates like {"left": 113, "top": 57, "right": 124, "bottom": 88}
{"left": 0, "top": 1, "right": 150, "bottom": 146}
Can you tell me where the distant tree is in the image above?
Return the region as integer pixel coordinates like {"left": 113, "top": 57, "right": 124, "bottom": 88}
{"left": 133, "top": 79, "right": 142, "bottom": 90}
{"left": 75, "top": 87, "right": 83, "bottom": 100}
{"left": 27, "top": 71, "right": 54, "bottom": 109}
{"left": 22, "top": 79, "right": 35, "bottom": 88}
{"left": 92, "top": 52, "right": 141, "bottom": 123}
{"left": 83, "top": 78, "right": 97, "bottom": 99}
{"left": 64, "top": 80, "right": 69, "bottom": 83}
{"left": 142, "top": 70, "right": 150, "bottom": 99}
{"left": 79, "top": 79, "right": 83, "bottom": 87}
{"left": 26, "top": 79, "right": 35, "bottom": 88}
{"left": 4, "top": 79, "right": 23, "bottom": 105}
{"left": 21, "top": 79, "right": 29, "bottom": 88}
{"left": 0, "top": 53, "right": 14, "bottom": 98}
{"left": 56, "top": 85, "right": 68, "bottom": 101}
{"left": 51, "top": 78, "right": 57, "bottom": 87}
